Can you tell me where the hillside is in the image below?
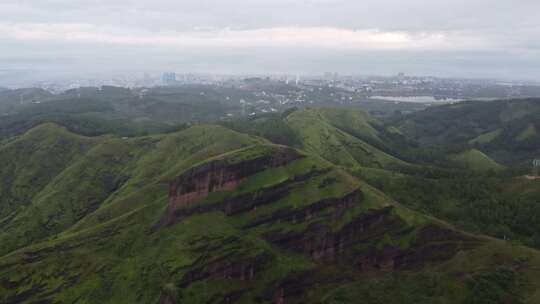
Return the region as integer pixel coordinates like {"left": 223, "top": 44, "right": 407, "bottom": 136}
{"left": 223, "top": 108, "right": 411, "bottom": 171}
{"left": 0, "top": 88, "right": 53, "bottom": 114}
{"left": 0, "top": 123, "right": 264, "bottom": 256}
{"left": 220, "top": 108, "right": 540, "bottom": 253}
{"left": 391, "top": 99, "right": 540, "bottom": 165}
{"left": 0, "top": 85, "right": 247, "bottom": 140}
{"left": 0, "top": 124, "right": 97, "bottom": 224}
{"left": 448, "top": 149, "right": 504, "bottom": 172}
{"left": 2, "top": 123, "right": 540, "bottom": 303}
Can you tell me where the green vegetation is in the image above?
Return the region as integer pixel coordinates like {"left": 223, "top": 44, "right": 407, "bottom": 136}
{"left": 0, "top": 85, "right": 247, "bottom": 140}
{"left": 1, "top": 98, "right": 540, "bottom": 303}
{"left": 448, "top": 149, "right": 504, "bottom": 172}
{"left": 391, "top": 98, "right": 540, "bottom": 165}
{"left": 469, "top": 129, "right": 502, "bottom": 145}
{"left": 0, "top": 124, "right": 97, "bottom": 222}
{"left": 220, "top": 111, "right": 301, "bottom": 147}
{"left": 517, "top": 124, "right": 538, "bottom": 142}
{"left": 285, "top": 108, "right": 408, "bottom": 170}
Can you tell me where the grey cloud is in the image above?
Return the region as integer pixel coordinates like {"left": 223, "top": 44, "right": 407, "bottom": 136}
{"left": 4, "top": 0, "right": 540, "bottom": 31}
{"left": 1, "top": 0, "right": 540, "bottom": 83}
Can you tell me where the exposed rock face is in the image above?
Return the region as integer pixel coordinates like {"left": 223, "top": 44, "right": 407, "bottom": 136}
{"left": 260, "top": 215, "right": 480, "bottom": 304}
{"left": 158, "top": 294, "right": 176, "bottom": 304}
{"left": 160, "top": 168, "right": 330, "bottom": 226}
{"left": 265, "top": 207, "right": 479, "bottom": 270}
{"left": 161, "top": 146, "right": 303, "bottom": 225}
{"left": 158, "top": 145, "right": 482, "bottom": 304}
{"left": 180, "top": 253, "right": 272, "bottom": 288}
{"left": 264, "top": 207, "right": 399, "bottom": 262}
{"left": 243, "top": 189, "right": 363, "bottom": 229}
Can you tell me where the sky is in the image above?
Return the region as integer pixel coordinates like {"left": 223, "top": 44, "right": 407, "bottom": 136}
{"left": 1, "top": 0, "right": 540, "bottom": 83}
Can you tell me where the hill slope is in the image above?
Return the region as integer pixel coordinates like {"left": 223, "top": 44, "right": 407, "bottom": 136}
{"left": 223, "top": 108, "right": 411, "bottom": 170}
{"left": 2, "top": 124, "right": 540, "bottom": 303}
{"left": 448, "top": 149, "right": 504, "bottom": 172}
{"left": 0, "top": 124, "right": 97, "bottom": 224}
{"left": 391, "top": 99, "right": 540, "bottom": 165}
{"left": 0, "top": 123, "right": 265, "bottom": 256}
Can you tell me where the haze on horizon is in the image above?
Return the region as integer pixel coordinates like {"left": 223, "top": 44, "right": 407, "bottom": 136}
{"left": 1, "top": 0, "right": 540, "bottom": 84}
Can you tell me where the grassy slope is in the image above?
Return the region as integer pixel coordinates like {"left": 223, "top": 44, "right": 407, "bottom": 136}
{"left": 448, "top": 149, "right": 504, "bottom": 172}
{"left": 0, "top": 124, "right": 265, "bottom": 256}
{"left": 285, "top": 108, "right": 408, "bottom": 170}
{"left": 0, "top": 123, "right": 97, "bottom": 223}
{"left": 71, "top": 124, "right": 267, "bottom": 232}
{"left": 1, "top": 124, "right": 540, "bottom": 303}
{"left": 517, "top": 124, "right": 538, "bottom": 142}
{"left": 356, "top": 161, "right": 540, "bottom": 249}
{"left": 0, "top": 136, "right": 150, "bottom": 254}
{"left": 469, "top": 129, "right": 502, "bottom": 145}
{"left": 391, "top": 99, "right": 540, "bottom": 164}
{"left": 315, "top": 107, "right": 381, "bottom": 141}
{"left": 0, "top": 138, "right": 353, "bottom": 303}
{"left": 227, "top": 108, "right": 540, "bottom": 255}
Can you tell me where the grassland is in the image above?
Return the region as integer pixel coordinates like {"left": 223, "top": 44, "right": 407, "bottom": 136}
{"left": 2, "top": 102, "right": 540, "bottom": 303}
{"left": 285, "top": 108, "right": 408, "bottom": 170}
{"left": 448, "top": 149, "right": 504, "bottom": 172}
{"left": 0, "top": 117, "right": 540, "bottom": 303}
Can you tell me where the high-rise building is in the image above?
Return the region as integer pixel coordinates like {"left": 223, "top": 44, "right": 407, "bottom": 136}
{"left": 161, "top": 72, "right": 177, "bottom": 85}
{"left": 324, "top": 72, "right": 339, "bottom": 81}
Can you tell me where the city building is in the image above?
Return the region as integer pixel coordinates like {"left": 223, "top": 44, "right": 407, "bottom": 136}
{"left": 161, "top": 72, "right": 177, "bottom": 86}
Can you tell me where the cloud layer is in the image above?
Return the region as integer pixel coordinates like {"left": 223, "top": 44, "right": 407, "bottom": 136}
{"left": 1, "top": 0, "right": 539, "bottom": 82}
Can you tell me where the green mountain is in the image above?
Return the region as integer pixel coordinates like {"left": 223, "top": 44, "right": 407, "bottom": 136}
{"left": 223, "top": 108, "right": 411, "bottom": 171}
{"left": 391, "top": 99, "right": 540, "bottom": 165}
{"left": 0, "top": 86, "right": 249, "bottom": 140}
{"left": 448, "top": 149, "right": 504, "bottom": 172}
{"left": 2, "top": 121, "right": 540, "bottom": 304}
{"left": 223, "top": 107, "right": 540, "bottom": 252}
{"left": 0, "top": 124, "right": 97, "bottom": 226}
{"left": 285, "top": 108, "right": 409, "bottom": 170}
{"left": 0, "top": 88, "right": 53, "bottom": 114}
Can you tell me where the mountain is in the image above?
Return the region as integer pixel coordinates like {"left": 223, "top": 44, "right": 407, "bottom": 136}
{"left": 0, "top": 124, "right": 97, "bottom": 226}
{"left": 390, "top": 98, "right": 540, "bottom": 165}
{"left": 0, "top": 91, "right": 233, "bottom": 140}
{"left": 447, "top": 149, "right": 504, "bottom": 172}
{"left": 284, "top": 108, "right": 409, "bottom": 170}
{"left": 0, "top": 88, "right": 53, "bottom": 114}
{"left": 222, "top": 107, "right": 540, "bottom": 251}
{"left": 2, "top": 122, "right": 540, "bottom": 303}
{"left": 223, "top": 108, "right": 411, "bottom": 171}
{"left": 0, "top": 123, "right": 264, "bottom": 256}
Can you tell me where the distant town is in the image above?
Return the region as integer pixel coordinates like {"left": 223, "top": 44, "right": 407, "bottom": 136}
{"left": 3, "top": 72, "right": 540, "bottom": 119}
{"left": 9, "top": 72, "right": 539, "bottom": 102}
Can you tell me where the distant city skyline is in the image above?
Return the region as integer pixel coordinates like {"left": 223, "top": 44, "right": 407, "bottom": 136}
{"left": 4, "top": 71, "right": 540, "bottom": 91}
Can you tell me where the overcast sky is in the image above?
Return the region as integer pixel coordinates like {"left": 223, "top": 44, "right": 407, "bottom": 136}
{"left": 1, "top": 0, "right": 540, "bottom": 83}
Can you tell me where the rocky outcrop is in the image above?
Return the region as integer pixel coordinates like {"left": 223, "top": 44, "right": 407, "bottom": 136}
{"left": 180, "top": 253, "right": 272, "bottom": 288}
{"left": 161, "top": 146, "right": 303, "bottom": 225}
{"left": 158, "top": 293, "right": 176, "bottom": 304}
{"left": 264, "top": 207, "right": 399, "bottom": 262}
{"left": 168, "top": 146, "right": 301, "bottom": 207}
{"left": 160, "top": 168, "right": 330, "bottom": 226}
{"left": 257, "top": 271, "right": 324, "bottom": 304}
{"left": 243, "top": 189, "right": 363, "bottom": 229}
{"left": 258, "top": 215, "right": 480, "bottom": 304}
{"left": 264, "top": 206, "right": 479, "bottom": 269}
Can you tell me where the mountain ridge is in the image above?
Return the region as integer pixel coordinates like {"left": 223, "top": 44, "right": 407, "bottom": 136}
{"left": 2, "top": 120, "right": 540, "bottom": 303}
